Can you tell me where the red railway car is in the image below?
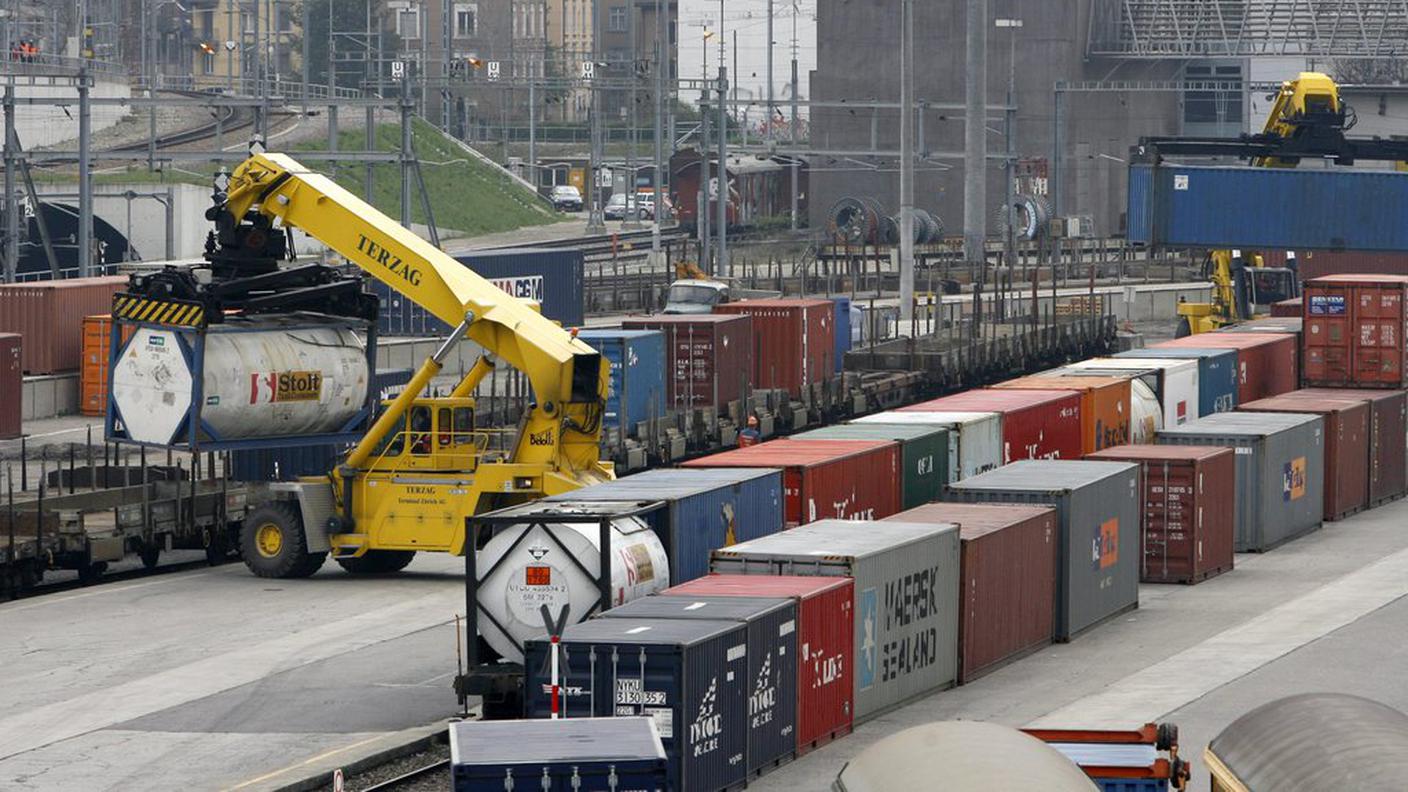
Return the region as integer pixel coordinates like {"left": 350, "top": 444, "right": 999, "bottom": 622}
{"left": 670, "top": 148, "right": 808, "bottom": 232}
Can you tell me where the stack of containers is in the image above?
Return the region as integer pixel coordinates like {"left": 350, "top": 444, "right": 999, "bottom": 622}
{"left": 575, "top": 329, "right": 667, "bottom": 436}
{"left": 0, "top": 276, "right": 127, "bottom": 373}
{"left": 899, "top": 389, "right": 1084, "bottom": 464}
{"left": 621, "top": 314, "right": 753, "bottom": 412}
{"left": 992, "top": 374, "right": 1133, "bottom": 453}
{"left": 1297, "top": 388, "right": 1408, "bottom": 505}
{"left": 710, "top": 519, "right": 961, "bottom": 721}
{"left": 885, "top": 503, "right": 1057, "bottom": 682}
{"left": 1086, "top": 445, "right": 1236, "bottom": 584}
{"left": 852, "top": 411, "right": 1001, "bottom": 483}
{"left": 0, "top": 334, "right": 19, "bottom": 439}
{"left": 1058, "top": 358, "right": 1200, "bottom": 430}
{"left": 682, "top": 439, "right": 901, "bottom": 525}
{"left": 663, "top": 574, "right": 855, "bottom": 754}
{"left": 449, "top": 718, "right": 669, "bottom": 791}
{"left": 543, "top": 468, "right": 784, "bottom": 584}
{"left": 1157, "top": 412, "right": 1325, "bottom": 552}
{"left": 1303, "top": 274, "right": 1408, "bottom": 389}
{"left": 714, "top": 298, "right": 835, "bottom": 397}
{"left": 790, "top": 423, "right": 949, "bottom": 508}
{"left": 1114, "top": 347, "right": 1238, "bottom": 415}
{"left": 1240, "top": 392, "right": 1371, "bottom": 521}
{"left": 1152, "top": 333, "right": 1299, "bottom": 403}
{"left": 944, "top": 460, "right": 1141, "bottom": 641}
{"left": 80, "top": 315, "right": 136, "bottom": 416}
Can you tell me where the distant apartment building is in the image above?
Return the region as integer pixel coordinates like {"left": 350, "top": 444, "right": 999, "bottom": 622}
{"left": 594, "top": 0, "right": 677, "bottom": 120}
{"left": 161, "top": 1, "right": 301, "bottom": 89}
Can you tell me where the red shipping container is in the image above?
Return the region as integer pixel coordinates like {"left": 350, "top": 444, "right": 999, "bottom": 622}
{"left": 0, "top": 276, "right": 126, "bottom": 374}
{"left": 1304, "top": 274, "right": 1408, "bottom": 389}
{"left": 682, "top": 438, "right": 901, "bottom": 525}
{"left": 1087, "top": 445, "right": 1236, "bottom": 584}
{"left": 1152, "top": 333, "right": 1299, "bottom": 403}
{"left": 1242, "top": 393, "right": 1372, "bottom": 521}
{"left": 1271, "top": 297, "right": 1302, "bottom": 317}
{"left": 0, "top": 334, "right": 20, "bottom": 439}
{"left": 1297, "top": 388, "right": 1408, "bottom": 506}
{"left": 899, "top": 389, "right": 1083, "bottom": 463}
{"left": 622, "top": 313, "right": 753, "bottom": 410}
{"left": 885, "top": 502, "right": 1056, "bottom": 682}
{"left": 714, "top": 299, "right": 835, "bottom": 397}
{"left": 662, "top": 574, "right": 855, "bottom": 754}
{"left": 1261, "top": 249, "right": 1408, "bottom": 281}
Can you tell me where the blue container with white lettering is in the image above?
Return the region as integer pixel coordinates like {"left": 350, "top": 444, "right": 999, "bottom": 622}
{"left": 601, "top": 596, "right": 799, "bottom": 778}
{"left": 524, "top": 618, "right": 750, "bottom": 792}
{"left": 1115, "top": 347, "right": 1239, "bottom": 415}
{"left": 577, "top": 329, "right": 668, "bottom": 436}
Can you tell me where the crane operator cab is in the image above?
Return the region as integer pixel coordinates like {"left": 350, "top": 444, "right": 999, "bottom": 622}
{"left": 364, "top": 398, "right": 495, "bottom": 472}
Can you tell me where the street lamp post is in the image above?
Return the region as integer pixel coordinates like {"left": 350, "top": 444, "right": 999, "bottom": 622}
{"left": 996, "top": 17, "right": 1022, "bottom": 293}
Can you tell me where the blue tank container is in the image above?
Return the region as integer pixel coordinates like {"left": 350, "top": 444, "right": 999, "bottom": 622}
{"left": 577, "top": 329, "right": 667, "bottom": 436}
{"left": 1115, "top": 347, "right": 1238, "bottom": 415}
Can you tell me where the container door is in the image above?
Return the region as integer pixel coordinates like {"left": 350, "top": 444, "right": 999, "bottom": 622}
{"left": 1143, "top": 461, "right": 1198, "bottom": 582}
{"left": 1355, "top": 285, "right": 1405, "bottom": 386}
{"left": 784, "top": 467, "right": 804, "bottom": 526}
{"left": 1305, "top": 282, "right": 1353, "bottom": 385}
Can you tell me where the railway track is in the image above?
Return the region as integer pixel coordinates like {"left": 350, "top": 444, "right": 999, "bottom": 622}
{"left": 106, "top": 95, "right": 252, "bottom": 154}
{"left": 359, "top": 759, "right": 450, "bottom": 792}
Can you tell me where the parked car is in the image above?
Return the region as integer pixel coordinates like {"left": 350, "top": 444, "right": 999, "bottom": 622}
{"left": 548, "top": 185, "right": 583, "bottom": 212}
{"left": 604, "top": 192, "right": 652, "bottom": 221}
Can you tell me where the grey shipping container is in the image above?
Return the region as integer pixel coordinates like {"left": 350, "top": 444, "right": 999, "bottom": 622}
{"left": 450, "top": 717, "right": 669, "bottom": 792}
{"left": 1157, "top": 412, "right": 1325, "bottom": 552}
{"left": 524, "top": 618, "right": 749, "bottom": 792}
{"left": 944, "top": 460, "right": 1141, "bottom": 641}
{"left": 602, "top": 595, "right": 798, "bottom": 777}
{"left": 710, "top": 519, "right": 960, "bottom": 722}
{"left": 791, "top": 423, "right": 950, "bottom": 508}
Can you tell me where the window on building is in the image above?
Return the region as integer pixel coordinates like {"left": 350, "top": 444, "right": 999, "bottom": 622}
{"left": 1184, "top": 63, "right": 1243, "bottom": 125}
{"left": 608, "top": 5, "right": 627, "bottom": 32}
{"left": 199, "top": 10, "right": 214, "bottom": 40}
{"left": 455, "top": 3, "right": 477, "bottom": 37}
{"left": 276, "top": 1, "right": 293, "bottom": 32}
{"left": 396, "top": 8, "right": 421, "bottom": 40}
{"left": 202, "top": 53, "right": 215, "bottom": 75}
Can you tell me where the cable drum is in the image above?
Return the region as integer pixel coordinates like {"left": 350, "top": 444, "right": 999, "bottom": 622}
{"left": 995, "top": 194, "right": 1052, "bottom": 241}
{"left": 828, "top": 196, "right": 884, "bottom": 244}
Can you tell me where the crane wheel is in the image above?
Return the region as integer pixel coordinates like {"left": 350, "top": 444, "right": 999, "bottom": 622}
{"left": 241, "top": 503, "right": 326, "bottom": 579}
{"left": 336, "top": 550, "right": 417, "bottom": 575}
{"left": 1174, "top": 317, "right": 1193, "bottom": 338}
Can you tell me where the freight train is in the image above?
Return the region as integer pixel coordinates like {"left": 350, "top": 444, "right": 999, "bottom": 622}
{"left": 670, "top": 149, "right": 809, "bottom": 233}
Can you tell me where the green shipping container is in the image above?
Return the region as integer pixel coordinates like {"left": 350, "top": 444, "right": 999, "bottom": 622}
{"left": 791, "top": 424, "right": 950, "bottom": 509}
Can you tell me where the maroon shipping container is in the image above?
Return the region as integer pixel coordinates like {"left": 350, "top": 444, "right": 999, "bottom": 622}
{"left": 662, "top": 574, "right": 855, "bottom": 754}
{"left": 1304, "top": 275, "right": 1408, "bottom": 389}
{"left": 885, "top": 502, "right": 1055, "bottom": 682}
{"left": 1153, "top": 333, "right": 1299, "bottom": 403}
{"left": 682, "top": 438, "right": 901, "bottom": 525}
{"left": 714, "top": 299, "right": 835, "bottom": 397}
{"left": 1271, "top": 298, "right": 1302, "bottom": 317}
{"left": 0, "top": 277, "right": 126, "bottom": 374}
{"left": 899, "top": 388, "right": 1083, "bottom": 463}
{"left": 621, "top": 313, "right": 753, "bottom": 410}
{"left": 0, "top": 334, "right": 20, "bottom": 439}
{"left": 1242, "top": 392, "right": 1372, "bottom": 521}
{"left": 1087, "top": 445, "right": 1236, "bottom": 584}
{"left": 1296, "top": 388, "right": 1408, "bottom": 506}
{"left": 1261, "top": 250, "right": 1408, "bottom": 281}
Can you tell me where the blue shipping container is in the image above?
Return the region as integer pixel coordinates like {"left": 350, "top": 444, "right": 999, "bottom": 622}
{"left": 1115, "top": 347, "right": 1238, "bottom": 415}
{"left": 524, "top": 618, "right": 750, "bottom": 792}
{"left": 545, "top": 468, "right": 784, "bottom": 583}
{"left": 577, "top": 329, "right": 668, "bottom": 435}
{"left": 450, "top": 717, "right": 669, "bottom": 792}
{"left": 1127, "top": 164, "right": 1408, "bottom": 251}
{"left": 832, "top": 296, "right": 852, "bottom": 372}
{"left": 601, "top": 596, "right": 799, "bottom": 777}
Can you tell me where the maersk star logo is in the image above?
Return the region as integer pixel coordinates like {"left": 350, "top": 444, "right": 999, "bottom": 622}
{"left": 859, "top": 587, "right": 877, "bottom": 690}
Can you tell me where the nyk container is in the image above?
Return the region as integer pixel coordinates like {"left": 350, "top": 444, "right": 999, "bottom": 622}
{"left": 622, "top": 313, "right": 753, "bottom": 410}
{"left": 944, "top": 460, "right": 1141, "bottom": 641}
{"left": 1297, "top": 388, "right": 1408, "bottom": 505}
{"left": 714, "top": 298, "right": 835, "bottom": 396}
{"left": 1087, "top": 445, "right": 1236, "bottom": 584}
{"left": 994, "top": 374, "right": 1133, "bottom": 453}
{"left": 601, "top": 595, "right": 798, "bottom": 777}
{"left": 0, "top": 276, "right": 126, "bottom": 373}
{"left": 1058, "top": 358, "right": 1199, "bottom": 429}
{"left": 576, "top": 329, "right": 667, "bottom": 435}
{"left": 1157, "top": 412, "right": 1324, "bottom": 552}
{"left": 524, "top": 618, "right": 748, "bottom": 792}
{"left": 1115, "top": 347, "right": 1238, "bottom": 415}
{"left": 1241, "top": 393, "right": 1370, "bottom": 521}
{"left": 853, "top": 411, "right": 1001, "bottom": 482}
{"left": 0, "top": 334, "right": 19, "bottom": 439}
{"left": 544, "top": 467, "right": 784, "bottom": 584}
{"left": 1153, "top": 333, "right": 1298, "bottom": 403}
{"left": 663, "top": 574, "right": 854, "bottom": 754}
{"left": 1304, "top": 274, "right": 1408, "bottom": 389}
{"left": 886, "top": 503, "right": 1056, "bottom": 682}
{"left": 80, "top": 315, "right": 135, "bottom": 416}
{"left": 791, "top": 423, "right": 949, "bottom": 508}
{"left": 900, "top": 389, "right": 1083, "bottom": 464}
{"left": 711, "top": 519, "right": 961, "bottom": 721}
{"left": 682, "top": 438, "right": 901, "bottom": 524}
{"left": 449, "top": 717, "right": 669, "bottom": 792}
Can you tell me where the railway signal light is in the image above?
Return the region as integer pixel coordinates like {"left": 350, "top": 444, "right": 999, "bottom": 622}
{"left": 199, "top": 41, "right": 216, "bottom": 56}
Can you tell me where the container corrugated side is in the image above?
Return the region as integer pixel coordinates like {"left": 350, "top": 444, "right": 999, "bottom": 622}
{"left": 0, "top": 334, "right": 19, "bottom": 439}
{"left": 710, "top": 519, "right": 961, "bottom": 722}
{"left": 1297, "top": 388, "right": 1408, "bottom": 505}
{"left": 0, "top": 276, "right": 127, "bottom": 374}
{"left": 899, "top": 389, "right": 1084, "bottom": 463}
{"left": 1126, "top": 163, "right": 1154, "bottom": 245}
{"left": 790, "top": 423, "right": 949, "bottom": 509}
{"left": 80, "top": 315, "right": 135, "bottom": 417}
{"left": 622, "top": 314, "right": 753, "bottom": 409}
{"left": 1153, "top": 333, "right": 1298, "bottom": 403}
{"left": 449, "top": 718, "right": 669, "bottom": 792}
{"left": 715, "top": 298, "right": 835, "bottom": 396}
{"left": 376, "top": 247, "right": 585, "bottom": 334}
{"left": 994, "top": 375, "right": 1134, "bottom": 453}
{"left": 1241, "top": 395, "right": 1370, "bottom": 521}
{"left": 577, "top": 329, "right": 668, "bottom": 435}
{"left": 1115, "top": 347, "right": 1238, "bottom": 415}
{"left": 1059, "top": 358, "right": 1200, "bottom": 428}
{"left": 832, "top": 296, "right": 852, "bottom": 373}
{"left": 853, "top": 411, "right": 1001, "bottom": 483}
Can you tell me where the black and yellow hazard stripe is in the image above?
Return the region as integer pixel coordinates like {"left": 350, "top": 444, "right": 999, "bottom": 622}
{"left": 111, "top": 295, "right": 206, "bottom": 328}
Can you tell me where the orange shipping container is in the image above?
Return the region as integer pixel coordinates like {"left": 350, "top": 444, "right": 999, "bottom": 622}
{"left": 994, "top": 374, "right": 1133, "bottom": 454}
{"left": 80, "top": 315, "right": 135, "bottom": 416}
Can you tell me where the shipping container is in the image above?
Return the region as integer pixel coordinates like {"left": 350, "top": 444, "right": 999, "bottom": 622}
{"left": 1260, "top": 249, "right": 1408, "bottom": 281}
{"left": 601, "top": 596, "right": 798, "bottom": 776}
{"left": 900, "top": 389, "right": 1084, "bottom": 464}
{"left": 1151, "top": 333, "right": 1298, "bottom": 404}
{"left": 1157, "top": 412, "right": 1324, "bottom": 551}
{"left": 543, "top": 468, "right": 784, "bottom": 584}
{"left": 1087, "top": 445, "right": 1236, "bottom": 584}
{"left": 0, "top": 334, "right": 19, "bottom": 439}
{"left": 622, "top": 314, "right": 753, "bottom": 410}
{"left": 1303, "top": 274, "right": 1408, "bottom": 389}
{"left": 714, "top": 298, "right": 835, "bottom": 396}
{"left": 0, "top": 276, "right": 127, "bottom": 374}
{"left": 449, "top": 717, "right": 669, "bottom": 792}
{"left": 1058, "top": 358, "right": 1200, "bottom": 429}
{"left": 576, "top": 329, "right": 668, "bottom": 435}
{"left": 79, "top": 315, "right": 136, "bottom": 416}
{"left": 994, "top": 374, "right": 1134, "bottom": 452}
{"left": 1240, "top": 394, "right": 1370, "bottom": 521}
{"left": 524, "top": 618, "right": 749, "bottom": 792}
{"left": 1272, "top": 297, "right": 1302, "bottom": 317}
{"left": 853, "top": 411, "right": 1002, "bottom": 482}
{"left": 662, "top": 575, "right": 854, "bottom": 754}
{"left": 1115, "top": 347, "right": 1238, "bottom": 415}
{"left": 682, "top": 438, "right": 901, "bottom": 525}
{"left": 1127, "top": 163, "right": 1408, "bottom": 251}
{"left": 944, "top": 460, "right": 1141, "bottom": 641}
{"left": 832, "top": 296, "right": 852, "bottom": 372}
{"left": 710, "top": 519, "right": 961, "bottom": 721}
{"left": 1228, "top": 317, "right": 1304, "bottom": 336}
{"left": 1296, "top": 388, "right": 1408, "bottom": 505}
{"left": 790, "top": 423, "right": 949, "bottom": 508}
{"left": 885, "top": 503, "right": 1056, "bottom": 682}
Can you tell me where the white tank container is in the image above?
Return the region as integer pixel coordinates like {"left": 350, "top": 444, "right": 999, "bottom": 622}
{"left": 1129, "top": 379, "right": 1164, "bottom": 443}
{"left": 477, "top": 513, "right": 670, "bottom": 663}
{"left": 110, "top": 321, "right": 369, "bottom": 445}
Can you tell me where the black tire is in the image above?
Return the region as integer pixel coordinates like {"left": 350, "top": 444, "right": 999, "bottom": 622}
{"left": 240, "top": 502, "right": 325, "bottom": 579}
{"left": 1174, "top": 317, "right": 1193, "bottom": 338}
{"left": 336, "top": 550, "right": 417, "bottom": 575}
{"left": 139, "top": 545, "right": 161, "bottom": 570}
{"left": 77, "top": 561, "right": 107, "bottom": 585}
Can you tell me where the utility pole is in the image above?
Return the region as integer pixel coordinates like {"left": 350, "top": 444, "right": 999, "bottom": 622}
{"left": 3, "top": 86, "right": 16, "bottom": 283}
{"left": 78, "top": 69, "right": 92, "bottom": 277}
{"left": 699, "top": 28, "right": 712, "bottom": 271}
{"left": 441, "top": 0, "right": 452, "bottom": 131}
{"left": 964, "top": 0, "right": 988, "bottom": 278}
{"left": 789, "top": 6, "right": 799, "bottom": 230}
{"left": 766, "top": 0, "right": 773, "bottom": 144}
{"left": 400, "top": 67, "right": 413, "bottom": 228}
{"left": 716, "top": 0, "right": 727, "bottom": 274}
{"left": 651, "top": 0, "right": 665, "bottom": 261}
{"left": 997, "top": 17, "right": 1022, "bottom": 293}
{"left": 898, "top": 0, "right": 915, "bottom": 324}
{"left": 586, "top": 0, "right": 606, "bottom": 233}
{"left": 625, "top": 0, "right": 641, "bottom": 229}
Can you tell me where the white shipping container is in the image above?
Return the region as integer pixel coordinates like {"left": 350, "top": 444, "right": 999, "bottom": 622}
{"left": 1060, "top": 358, "right": 1200, "bottom": 429}
{"left": 854, "top": 411, "right": 1001, "bottom": 483}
